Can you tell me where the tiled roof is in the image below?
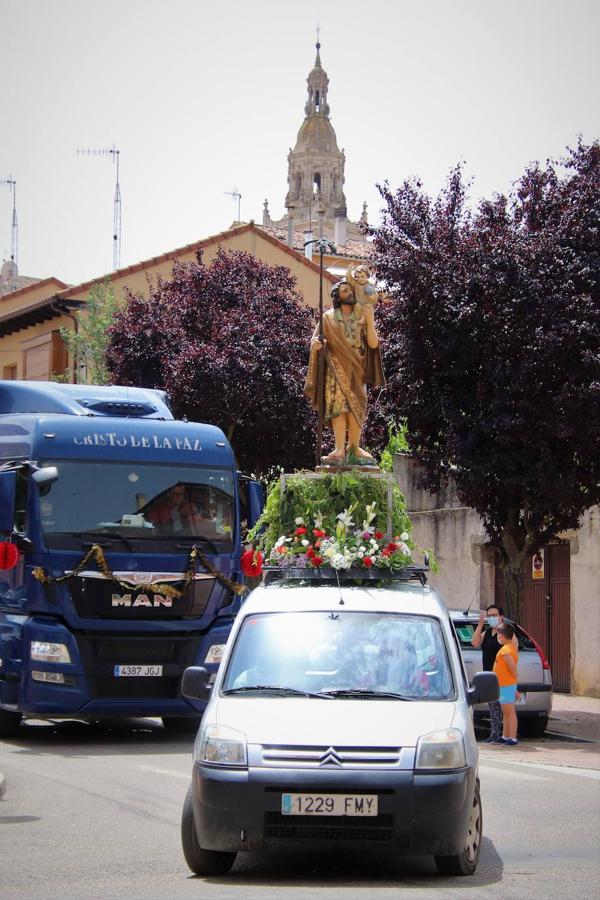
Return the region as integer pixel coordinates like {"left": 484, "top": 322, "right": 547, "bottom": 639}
{"left": 258, "top": 225, "right": 372, "bottom": 261}
{"left": 0, "top": 275, "right": 42, "bottom": 297}
{"left": 58, "top": 222, "right": 337, "bottom": 299}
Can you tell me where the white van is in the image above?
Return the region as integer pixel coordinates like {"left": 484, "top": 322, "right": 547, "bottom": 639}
{"left": 180, "top": 570, "right": 498, "bottom": 877}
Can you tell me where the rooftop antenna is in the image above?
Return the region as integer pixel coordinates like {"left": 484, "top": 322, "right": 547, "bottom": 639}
{"left": 0, "top": 176, "right": 18, "bottom": 266}
{"left": 76, "top": 144, "right": 122, "bottom": 270}
{"left": 225, "top": 187, "right": 242, "bottom": 223}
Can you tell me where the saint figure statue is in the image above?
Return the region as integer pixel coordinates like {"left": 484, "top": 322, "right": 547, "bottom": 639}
{"left": 304, "top": 279, "right": 385, "bottom": 463}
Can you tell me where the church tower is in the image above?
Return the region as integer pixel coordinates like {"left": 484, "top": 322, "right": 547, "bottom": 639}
{"left": 284, "top": 39, "right": 347, "bottom": 226}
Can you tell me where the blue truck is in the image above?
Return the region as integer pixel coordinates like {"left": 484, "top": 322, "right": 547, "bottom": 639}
{"left": 0, "top": 380, "right": 263, "bottom": 736}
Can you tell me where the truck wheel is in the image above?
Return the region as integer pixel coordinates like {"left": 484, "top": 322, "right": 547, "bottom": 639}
{"left": 162, "top": 716, "right": 201, "bottom": 735}
{"left": 0, "top": 708, "right": 22, "bottom": 738}
{"left": 435, "top": 780, "right": 482, "bottom": 876}
{"left": 181, "top": 784, "right": 236, "bottom": 876}
{"left": 518, "top": 715, "right": 549, "bottom": 738}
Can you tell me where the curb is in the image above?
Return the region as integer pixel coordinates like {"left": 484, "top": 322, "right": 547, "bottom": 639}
{"left": 0, "top": 771, "right": 5, "bottom": 799}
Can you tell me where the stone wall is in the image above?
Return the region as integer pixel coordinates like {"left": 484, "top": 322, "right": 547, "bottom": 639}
{"left": 394, "top": 453, "right": 600, "bottom": 697}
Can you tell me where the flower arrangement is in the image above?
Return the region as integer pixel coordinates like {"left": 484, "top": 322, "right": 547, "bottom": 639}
{"left": 247, "top": 472, "right": 418, "bottom": 576}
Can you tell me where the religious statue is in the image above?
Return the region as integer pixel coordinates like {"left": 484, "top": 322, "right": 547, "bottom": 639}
{"left": 346, "top": 264, "right": 378, "bottom": 311}
{"left": 304, "top": 279, "right": 385, "bottom": 464}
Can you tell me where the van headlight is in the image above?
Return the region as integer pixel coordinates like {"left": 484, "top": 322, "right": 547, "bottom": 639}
{"left": 30, "top": 641, "right": 71, "bottom": 664}
{"left": 415, "top": 728, "right": 466, "bottom": 770}
{"left": 196, "top": 724, "right": 247, "bottom": 766}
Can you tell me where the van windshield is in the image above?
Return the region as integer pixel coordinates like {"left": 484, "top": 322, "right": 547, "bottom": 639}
{"left": 222, "top": 612, "right": 454, "bottom": 700}
{"left": 37, "top": 460, "right": 235, "bottom": 544}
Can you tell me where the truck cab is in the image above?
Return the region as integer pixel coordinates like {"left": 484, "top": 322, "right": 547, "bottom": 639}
{"left": 0, "top": 380, "right": 263, "bottom": 736}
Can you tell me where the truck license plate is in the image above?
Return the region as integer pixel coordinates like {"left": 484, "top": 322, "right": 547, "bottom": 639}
{"left": 114, "top": 665, "right": 163, "bottom": 677}
{"left": 281, "top": 793, "right": 378, "bottom": 816}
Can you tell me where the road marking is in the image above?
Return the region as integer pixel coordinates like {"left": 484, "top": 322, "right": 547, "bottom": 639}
{"left": 481, "top": 759, "right": 600, "bottom": 780}
{"left": 479, "top": 764, "right": 546, "bottom": 781}
{"left": 138, "top": 764, "right": 190, "bottom": 780}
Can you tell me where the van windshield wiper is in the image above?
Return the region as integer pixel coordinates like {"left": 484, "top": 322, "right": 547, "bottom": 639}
{"left": 320, "top": 688, "right": 416, "bottom": 701}
{"left": 222, "top": 685, "right": 332, "bottom": 699}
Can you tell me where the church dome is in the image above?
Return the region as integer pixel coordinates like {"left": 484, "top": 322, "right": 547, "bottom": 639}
{"left": 294, "top": 116, "right": 340, "bottom": 154}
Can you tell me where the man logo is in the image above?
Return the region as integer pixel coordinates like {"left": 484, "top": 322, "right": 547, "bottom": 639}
{"left": 111, "top": 593, "right": 173, "bottom": 608}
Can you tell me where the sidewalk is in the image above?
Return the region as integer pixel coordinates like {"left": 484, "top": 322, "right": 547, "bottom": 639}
{"left": 480, "top": 693, "right": 600, "bottom": 770}
{"left": 547, "top": 693, "right": 600, "bottom": 743}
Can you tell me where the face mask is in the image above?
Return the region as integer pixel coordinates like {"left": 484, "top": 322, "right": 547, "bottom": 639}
{"left": 487, "top": 616, "right": 500, "bottom": 628}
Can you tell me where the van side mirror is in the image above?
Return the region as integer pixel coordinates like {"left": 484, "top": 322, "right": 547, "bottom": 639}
{"left": 468, "top": 671, "right": 499, "bottom": 706}
{"left": 181, "top": 666, "right": 211, "bottom": 701}
{"left": 0, "top": 471, "right": 16, "bottom": 533}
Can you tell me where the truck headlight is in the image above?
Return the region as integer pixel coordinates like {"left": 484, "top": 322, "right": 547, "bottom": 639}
{"left": 197, "top": 724, "right": 247, "bottom": 766}
{"left": 204, "top": 644, "right": 226, "bottom": 665}
{"left": 415, "top": 728, "right": 466, "bottom": 770}
{"left": 30, "top": 641, "right": 71, "bottom": 664}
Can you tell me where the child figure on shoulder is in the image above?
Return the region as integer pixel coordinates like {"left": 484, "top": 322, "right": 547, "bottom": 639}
{"left": 346, "top": 264, "right": 378, "bottom": 318}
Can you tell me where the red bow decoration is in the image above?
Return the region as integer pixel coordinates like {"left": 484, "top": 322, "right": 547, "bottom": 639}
{"left": 0, "top": 541, "right": 19, "bottom": 570}
{"left": 241, "top": 548, "right": 263, "bottom": 579}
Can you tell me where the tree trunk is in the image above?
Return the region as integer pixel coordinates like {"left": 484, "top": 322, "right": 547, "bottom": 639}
{"left": 500, "top": 560, "right": 524, "bottom": 623}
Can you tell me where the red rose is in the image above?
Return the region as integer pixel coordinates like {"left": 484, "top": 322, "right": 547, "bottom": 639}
{"left": 382, "top": 548, "right": 392, "bottom": 557}
{"left": 312, "top": 556, "right": 323, "bottom": 567}
{"left": 306, "top": 546, "right": 315, "bottom": 559}
{"left": 375, "top": 531, "right": 384, "bottom": 540}
{"left": 363, "top": 557, "right": 373, "bottom": 568}
{"left": 294, "top": 526, "right": 307, "bottom": 536}
{"left": 386, "top": 542, "right": 397, "bottom": 552}
{"left": 313, "top": 528, "right": 326, "bottom": 538}
{"left": 241, "top": 549, "right": 263, "bottom": 578}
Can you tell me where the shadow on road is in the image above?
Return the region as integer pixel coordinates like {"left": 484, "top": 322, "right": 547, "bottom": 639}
{"left": 194, "top": 837, "right": 503, "bottom": 889}
{"left": 1, "top": 717, "right": 196, "bottom": 757}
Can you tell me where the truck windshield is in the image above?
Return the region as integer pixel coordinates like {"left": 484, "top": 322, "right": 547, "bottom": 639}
{"left": 38, "top": 460, "right": 235, "bottom": 544}
{"left": 222, "top": 612, "right": 454, "bottom": 700}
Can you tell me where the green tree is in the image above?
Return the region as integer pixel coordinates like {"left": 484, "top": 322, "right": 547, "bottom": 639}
{"left": 60, "top": 281, "right": 121, "bottom": 384}
{"left": 368, "top": 141, "right": 600, "bottom": 621}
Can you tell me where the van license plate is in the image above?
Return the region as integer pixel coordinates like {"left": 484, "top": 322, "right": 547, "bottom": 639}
{"left": 114, "top": 665, "right": 163, "bottom": 677}
{"left": 281, "top": 793, "right": 378, "bottom": 816}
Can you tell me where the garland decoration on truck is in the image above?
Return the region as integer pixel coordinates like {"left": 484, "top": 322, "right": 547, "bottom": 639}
{"left": 31, "top": 543, "right": 247, "bottom": 597}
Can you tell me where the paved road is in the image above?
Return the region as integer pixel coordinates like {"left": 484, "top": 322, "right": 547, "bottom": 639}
{"left": 1, "top": 719, "right": 598, "bottom": 900}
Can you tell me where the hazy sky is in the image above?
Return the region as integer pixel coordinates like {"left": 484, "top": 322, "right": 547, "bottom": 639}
{"left": 1, "top": 0, "right": 598, "bottom": 286}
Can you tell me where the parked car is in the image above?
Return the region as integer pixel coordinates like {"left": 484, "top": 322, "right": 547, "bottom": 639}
{"left": 179, "top": 571, "right": 499, "bottom": 877}
{"left": 449, "top": 611, "right": 553, "bottom": 737}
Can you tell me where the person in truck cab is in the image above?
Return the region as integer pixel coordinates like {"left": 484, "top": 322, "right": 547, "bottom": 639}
{"left": 146, "top": 484, "right": 203, "bottom": 535}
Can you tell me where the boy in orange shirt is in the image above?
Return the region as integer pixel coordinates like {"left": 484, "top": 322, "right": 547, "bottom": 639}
{"left": 493, "top": 622, "right": 519, "bottom": 745}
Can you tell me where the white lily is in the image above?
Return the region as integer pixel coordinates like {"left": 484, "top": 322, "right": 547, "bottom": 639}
{"left": 336, "top": 509, "right": 355, "bottom": 528}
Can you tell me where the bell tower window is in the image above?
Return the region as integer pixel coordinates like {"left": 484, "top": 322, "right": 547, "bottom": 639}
{"left": 313, "top": 173, "right": 321, "bottom": 196}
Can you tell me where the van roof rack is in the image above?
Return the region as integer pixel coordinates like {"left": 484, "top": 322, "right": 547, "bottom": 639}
{"left": 263, "top": 565, "right": 429, "bottom": 588}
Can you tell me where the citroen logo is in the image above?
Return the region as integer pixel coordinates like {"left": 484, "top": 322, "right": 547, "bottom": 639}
{"left": 319, "top": 747, "right": 342, "bottom": 767}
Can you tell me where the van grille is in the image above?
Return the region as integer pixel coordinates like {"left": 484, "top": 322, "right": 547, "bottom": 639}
{"left": 261, "top": 745, "right": 402, "bottom": 768}
{"left": 264, "top": 811, "right": 394, "bottom": 842}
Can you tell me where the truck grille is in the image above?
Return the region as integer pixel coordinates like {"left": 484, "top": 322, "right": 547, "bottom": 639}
{"left": 69, "top": 574, "right": 215, "bottom": 620}
{"left": 264, "top": 811, "right": 394, "bottom": 842}
{"left": 76, "top": 631, "right": 203, "bottom": 700}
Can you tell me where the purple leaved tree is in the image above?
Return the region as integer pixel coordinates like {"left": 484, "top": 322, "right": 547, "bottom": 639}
{"left": 366, "top": 140, "right": 600, "bottom": 620}
{"left": 106, "top": 248, "right": 317, "bottom": 475}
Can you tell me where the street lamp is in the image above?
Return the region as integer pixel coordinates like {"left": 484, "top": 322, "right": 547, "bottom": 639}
{"left": 303, "top": 237, "right": 336, "bottom": 467}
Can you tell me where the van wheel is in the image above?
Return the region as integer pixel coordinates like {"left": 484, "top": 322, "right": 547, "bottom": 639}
{"left": 435, "top": 780, "right": 482, "bottom": 876}
{"left": 181, "top": 784, "right": 236, "bottom": 876}
{"left": 0, "top": 708, "right": 22, "bottom": 738}
{"left": 162, "top": 716, "right": 201, "bottom": 734}
{"left": 518, "top": 715, "right": 549, "bottom": 738}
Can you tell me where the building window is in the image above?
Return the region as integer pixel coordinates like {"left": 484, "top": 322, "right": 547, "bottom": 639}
{"left": 2, "top": 364, "right": 17, "bottom": 380}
